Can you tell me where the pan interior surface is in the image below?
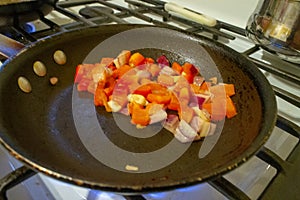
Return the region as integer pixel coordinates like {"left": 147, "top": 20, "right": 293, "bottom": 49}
{"left": 0, "top": 25, "right": 276, "bottom": 193}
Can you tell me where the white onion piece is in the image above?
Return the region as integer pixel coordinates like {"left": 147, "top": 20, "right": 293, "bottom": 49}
{"left": 208, "top": 122, "right": 217, "bottom": 136}
{"left": 190, "top": 116, "right": 204, "bottom": 132}
{"left": 199, "top": 121, "right": 211, "bottom": 137}
{"left": 114, "top": 50, "right": 131, "bottom": 68}
{"left": 192, "top": 107, "right": 210, "bottom": 121}
{"left": 136, "top": 70, "right": 151, "bottom": 80}
{"left": 163, "top": 114, "right": 179, "bottom": 133}
{"left": 107, "top": 100, "right": 122, "bottom": 112}
{"left": 159, "top": 66, "right": 176, "bottom": 75}
{"left": 178, "top": 120, "right": 197, "bottom": 139}
{"left": 174, "top": 127, "right": 193, "bottom": 143}
{"left": 150, "top": 109, "right": 167, "bottom": 124}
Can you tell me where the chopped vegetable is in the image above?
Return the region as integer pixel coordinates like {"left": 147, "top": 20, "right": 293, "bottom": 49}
{"left": 74, "top": 50, "right": 238, "bottom": 143}
{"left": 33, "top": 61, "right": 47, "bottom": 77}
{"left": 18, "top": 76, "right": 32, "bottom": 93}
{"left": 53, "top": 50, "right": 67, "bottom": 65}
{"left": 49, "top": 77, "right": 58, "bottom": 85}
{"left": 129, "top": 52, "right": 145, "bottom": 67}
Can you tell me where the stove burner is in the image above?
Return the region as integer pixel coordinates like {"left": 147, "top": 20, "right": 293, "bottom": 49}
{"left": 21, "top": 23, "right": 36, "bottom": 33}
{"left": 79, "top": 6, "right": 114, "bottom": 18}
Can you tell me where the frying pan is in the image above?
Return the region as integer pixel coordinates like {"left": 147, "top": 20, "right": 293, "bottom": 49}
{"left": 0, "top": 24, "right": 277, "bottom": 193}
{"left": 0, "top": 0, "right": 57, "bottom": 26}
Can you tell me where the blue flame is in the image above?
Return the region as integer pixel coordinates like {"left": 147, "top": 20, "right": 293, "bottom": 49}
{"left": 22, "top": 23, "right": 36, "bottom": 33}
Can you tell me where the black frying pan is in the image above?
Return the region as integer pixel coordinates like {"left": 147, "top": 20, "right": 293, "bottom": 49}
{"left": 0, "top": 24, "right": 277, "bottom": 193}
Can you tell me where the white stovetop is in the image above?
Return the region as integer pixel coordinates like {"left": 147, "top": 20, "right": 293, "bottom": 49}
{"left": 168, "top": 0, "right": 259, "bottom": 28}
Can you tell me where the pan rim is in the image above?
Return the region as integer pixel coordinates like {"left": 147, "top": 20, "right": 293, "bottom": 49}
{"left": 0, "top": 24, "right": 277, "bottom": 193}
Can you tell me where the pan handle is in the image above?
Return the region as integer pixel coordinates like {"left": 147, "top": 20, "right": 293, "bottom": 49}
{"left": 0, "top": 34, "right": 25, "bottom": 59}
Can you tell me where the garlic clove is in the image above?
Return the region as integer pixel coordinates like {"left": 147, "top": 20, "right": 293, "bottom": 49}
{"left": 33, "top": 61, "right": 47, "bottom": 77}
{"left": 49, "top": 77, "right": 58, "bottom": 85}
{"left": 18, "top": 76, "right": 32, "bottom": 93}
{"left": 53, "top": 50, "right": 67, "bottom": 65}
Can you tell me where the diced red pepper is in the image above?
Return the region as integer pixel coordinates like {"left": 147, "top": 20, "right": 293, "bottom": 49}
{"left": 182, "top": 62, "right": 199, "bottom": 76}
{"left": 74, "top": 65, "right": 82, "bottom": 83}
{"left": 141, "top": 57, "right": 155, "bottom": 65}
{"left": 181, "top": 62, "right": 199, "bottom": 83}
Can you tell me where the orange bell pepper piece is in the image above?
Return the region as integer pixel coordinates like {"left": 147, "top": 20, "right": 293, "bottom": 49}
{"left": 146, "top": 93, "right": 171, "bottom": 105}
{"left": 133, "top": 84, "right": 152, "bottom": 97}
{"left": 129, "top": 52, "right": 145, "bottom": 67}
{"left": 202, "top": 97, "right": 226, "bottom": 121}
{"left": 130, "top": 102, "right": 150, "bottom": 126}
{"left": 172, "top": 62, "right": 183, "bottom": 74}
{"left": 224, "top": 84, "right": 236, "bottom": 97}
{"left": 167, "top": 93, "right": 180, "bottom": 111}
{"left": 112, "top": 64, "right": 133, "bottom": 79}
{"left": 226, "top": 96, "right": 237, "bottom": 118}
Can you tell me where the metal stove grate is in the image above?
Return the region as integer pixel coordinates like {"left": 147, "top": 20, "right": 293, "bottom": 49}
{"left": 0, "top": 0, "right": 299, "bottom": 200}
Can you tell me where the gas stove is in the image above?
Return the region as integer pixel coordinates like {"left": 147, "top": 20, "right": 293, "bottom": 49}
{"left": 0, "top": 0, "right": 299, "bottom": 200}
